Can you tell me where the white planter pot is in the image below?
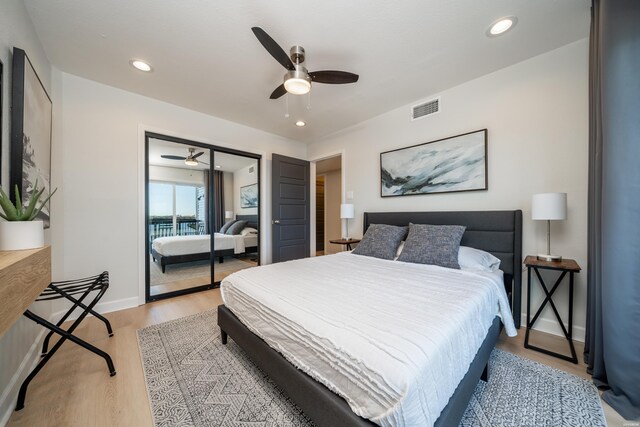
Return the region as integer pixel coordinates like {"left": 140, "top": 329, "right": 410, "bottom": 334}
{"left": 0, "top": 221, "right": 44, "bottom": 251}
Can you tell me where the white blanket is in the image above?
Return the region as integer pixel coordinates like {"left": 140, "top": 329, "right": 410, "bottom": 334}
{"left": 221, "top": 252, "right": 516, "bottom": 427}
{"left": 152, "top": 233, "right": 258, "bottom": 256}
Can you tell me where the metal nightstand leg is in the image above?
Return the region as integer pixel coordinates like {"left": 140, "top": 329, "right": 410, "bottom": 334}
{"left": 524, "top": 267, "right": 578, "bottom": 364}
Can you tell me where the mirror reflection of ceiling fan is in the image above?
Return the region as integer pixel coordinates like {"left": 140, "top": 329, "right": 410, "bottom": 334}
{"left": 251, "top": 27, "right": 359, "bottom": 99}
{"left": 160, "top": 148, "right": 209, "bottom": 166}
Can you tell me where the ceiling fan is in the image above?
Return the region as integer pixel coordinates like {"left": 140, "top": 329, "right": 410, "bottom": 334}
{"left": 161, "top": 148, "right": 208, "bottom": 166}
{"left": 251, "top": 27, "right": 359, "bottom": 99}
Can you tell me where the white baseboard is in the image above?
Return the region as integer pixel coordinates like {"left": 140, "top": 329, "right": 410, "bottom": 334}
{"left": 0, "top": 328, "right": 47, "bottom": 427}
{"left": 0, "top": 297, "right": 139, "bottom": 426}
{"left": 522, "top": 312, "right": 586, "bottom": 343}
{"left": 51, "top": 296, "right": 140, "bottom": 324}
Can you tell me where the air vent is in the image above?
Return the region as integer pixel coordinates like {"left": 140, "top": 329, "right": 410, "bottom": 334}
{"left": 411, "top": 97, "right": 440, "bottom": 121}
{"left": 249, "top": 166, "right": 255, "bottom": 173}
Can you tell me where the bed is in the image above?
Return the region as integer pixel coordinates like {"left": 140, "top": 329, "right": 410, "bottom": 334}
{"left": 218, "top": 210, "right": 522, "bottom": 426}
{"left": 151, "top": 214, "right": 258, "bottom": 273}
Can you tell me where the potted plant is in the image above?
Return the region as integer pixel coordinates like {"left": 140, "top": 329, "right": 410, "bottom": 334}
{"left": 0, "top": 180, "right": 56, "bottom": 251}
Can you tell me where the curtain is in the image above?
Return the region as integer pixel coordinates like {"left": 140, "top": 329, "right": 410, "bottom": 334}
{"left": 203, "top": 169, "right": 210, "bottom": 234}
{"left": 212, "top": 170, "right": 225, "bottom": 232}
{"left": 585, "top": 0, "right": 640, "bottom": 420}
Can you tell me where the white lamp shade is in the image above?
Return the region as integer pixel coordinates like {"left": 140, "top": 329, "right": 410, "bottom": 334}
{"left": 225, "top": 211, "right": 234, "bottom": 219}
{"left": 532, "top": 193, "right": 567, "bottom": 220}
{"left": 340, "top": 204, "right": 355, "bottom": 219}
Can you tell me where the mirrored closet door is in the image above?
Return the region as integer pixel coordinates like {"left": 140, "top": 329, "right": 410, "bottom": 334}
{"left": 145, "top": 133, "right": 261, "bottom": 301}
{"left": 211, "top": 151, "right": 260, "bottom": 283}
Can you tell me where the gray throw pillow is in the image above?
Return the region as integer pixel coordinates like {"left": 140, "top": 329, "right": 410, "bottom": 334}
{"left": 226, "top": 220, "right": 248, "bottom": 235}
{"left": 219, "top": 219, "right": 237, "bottom": 234}
{"left": 397, "top": 223, "right": 466, "bottom": 269}
{"left": 352, "top": 224, "right": 408, "bottom": 260}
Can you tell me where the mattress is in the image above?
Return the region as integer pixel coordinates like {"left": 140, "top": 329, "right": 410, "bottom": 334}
{"left": 152, "top": 233, "right": 258, "bottom": 256}
{"left": 221, "top": 252, "right": 516, "bottom": 427}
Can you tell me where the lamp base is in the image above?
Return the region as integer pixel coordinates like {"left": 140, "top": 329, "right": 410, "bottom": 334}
{"left": 537, "top": 254, "right": 563, "bottom": 262}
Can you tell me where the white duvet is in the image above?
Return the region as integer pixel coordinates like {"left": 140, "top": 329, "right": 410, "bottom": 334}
{"left": 221, "top": 252, "right": 516, "bottom": 427}
{"left": 152, "top": 233, "right": 257, "bottom": 256}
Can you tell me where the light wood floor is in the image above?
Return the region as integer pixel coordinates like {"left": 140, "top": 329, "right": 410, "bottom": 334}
{"left": 7, "top": 290, "right": 627, "bottom": 426}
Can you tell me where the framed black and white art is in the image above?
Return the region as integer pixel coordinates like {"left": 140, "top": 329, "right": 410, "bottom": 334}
{"left": 10, "top": 47, "right": 53, "bottom": 227}
{"left": 380, "top": 129, "right": 488, "bottom": 197}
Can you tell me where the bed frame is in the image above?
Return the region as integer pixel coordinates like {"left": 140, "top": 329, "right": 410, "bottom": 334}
{"left": 152, "top": 215, "right": 258, "bottom": 273}
{"left": 218, "top": 210, "right": 522, "bottom": 426}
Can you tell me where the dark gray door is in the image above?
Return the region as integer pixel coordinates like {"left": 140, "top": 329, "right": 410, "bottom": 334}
{"left": 272, "top": 154, "right": 310, "bottom": 263}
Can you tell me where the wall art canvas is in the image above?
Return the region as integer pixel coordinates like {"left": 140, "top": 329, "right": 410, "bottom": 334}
{"left": 240, "top": 183, "right": 258, "bottom": 208}
{"left": 10, "top": 47, "right": 53, "bottom": 227}
{"left": 380, "top": 129, "right": 487, "bottom": 197}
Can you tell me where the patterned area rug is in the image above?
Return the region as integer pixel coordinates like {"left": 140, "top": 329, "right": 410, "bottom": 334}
{"left": 137, "top": 310, "right": 606, "bottom": 427}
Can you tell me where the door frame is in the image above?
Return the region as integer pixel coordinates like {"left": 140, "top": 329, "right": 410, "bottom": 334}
{"left": 138, "top": 125, "right": 265, "bottom": 305}
{"left": 309, "top": 150, "right": 346, "bottom": 257}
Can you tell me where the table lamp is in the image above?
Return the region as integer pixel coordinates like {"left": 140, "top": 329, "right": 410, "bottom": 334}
{"left": 225, "top": 211, "right": 234, "bottom": 220}
{"left": 340, "top": 204, "right": 355, "bottom": 239}
{"left": 532, "top": 193, "right": 567, "bottom": 261}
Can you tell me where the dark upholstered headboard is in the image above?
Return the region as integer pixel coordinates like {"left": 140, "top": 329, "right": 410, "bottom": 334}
{"left": 363, "top": 210, "right": 522, "bottom": 328}
{"left": 236, "top": 214, "right": 259, "bottom": 231}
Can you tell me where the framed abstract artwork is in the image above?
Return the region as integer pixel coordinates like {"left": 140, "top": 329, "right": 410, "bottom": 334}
{"left": 240, "top": 183, "right": 258, "bottom": 208}
{"left": 10, "top": 47, "right": 53, "bottom": 227}
{"left": 380, "top": 129, "right": 488, "bottom": 197}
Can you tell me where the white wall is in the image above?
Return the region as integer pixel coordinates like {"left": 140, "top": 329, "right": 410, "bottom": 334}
{"left": 308, "top": 39, "right": 589, "bottom": 340}
{"left": 233, "top": 163, "right": 258, "bottom": 217}
{"left": 148, "top": 165, "right": 204, "bottom": 185}
{"left": 52, "top": 71, "right": 306, "bottom": 313}
{"left": 0, "top": 1, "right": 55, "bottom": 423}
{"left": 323, "top": 170, "right": 342, "bottom": 254}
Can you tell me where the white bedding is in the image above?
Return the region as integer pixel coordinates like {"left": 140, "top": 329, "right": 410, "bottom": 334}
{"left": 221, "top": 252, "right": 516, "bottom": 427}
{"left": 152, "top": 233, "right": 258, "bottom": 256}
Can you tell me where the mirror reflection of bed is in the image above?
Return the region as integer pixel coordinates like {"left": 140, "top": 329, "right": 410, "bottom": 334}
{"left": 146, "top": 138, "right": 259, "bottom": 298}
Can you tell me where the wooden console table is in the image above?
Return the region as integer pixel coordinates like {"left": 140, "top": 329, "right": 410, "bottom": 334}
{"left": 0, "top": 246, "right": 51, "bottom": 338}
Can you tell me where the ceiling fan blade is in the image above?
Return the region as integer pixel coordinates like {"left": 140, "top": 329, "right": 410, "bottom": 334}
{"left": 309, "top": 70, "right": 359, "bottom": 84}
{"left": 161, "top": 155, "right": 187, "bottom": 160}
{"left": 200, "top": 161, "right": 210, "bottom": 166}
{"left": 270, "top": 84, "right": 287, "bottom": 99}
{"left": 251, "top": 27, "right": 295, "bottom": 71}
{"left": 192, "top": 152, "right": 204, "bottom": 159}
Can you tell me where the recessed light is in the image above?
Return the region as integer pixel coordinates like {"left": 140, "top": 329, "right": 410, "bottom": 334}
{"left": 130, "top": 59, "right": 153, "bottom": 72}
{"left": 215, "top": 165, "right": 221, "bottom": 169}
{"left": 487, "top": 16, "right": 517, "bottom": 37}
{"left": 295, "top": 120, "right": 306, "bottom": 127}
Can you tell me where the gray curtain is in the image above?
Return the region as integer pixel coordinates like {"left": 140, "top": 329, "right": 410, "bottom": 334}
{"left": 203, "top": 169, "right": 210, "bottom": 234}
{"left": 585, "top": 0, "right": 640, "bottom": 420}
{"left": 212, "top": 170, "right": 225, "bottom": 232}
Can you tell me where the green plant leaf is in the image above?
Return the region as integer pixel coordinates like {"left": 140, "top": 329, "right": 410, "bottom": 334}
{"left": 14, "top": 184, "right": 23, "bottom": 217}
{"left": 29, "top": 187, "right": 57, "bottom": 221}
{"left": 0, "top": 187, "right": 19, "bottom": 220}
{"left": 23, "top": 186, "right": 45, "bottom": 221}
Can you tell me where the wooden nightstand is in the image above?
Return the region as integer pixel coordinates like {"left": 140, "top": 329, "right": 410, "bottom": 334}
{"left": 329, "top": 239, "right": 361, "bottom": 251}
{"left": 524, "top": 255, "right": 581, "bottom": 364}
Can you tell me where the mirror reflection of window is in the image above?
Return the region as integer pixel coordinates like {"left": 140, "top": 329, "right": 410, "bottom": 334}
{"left": 147, "top": 137, "right": 212, "bottom": 298}
{"left": 213, "top": 152, "right": 259, "bottom": 283}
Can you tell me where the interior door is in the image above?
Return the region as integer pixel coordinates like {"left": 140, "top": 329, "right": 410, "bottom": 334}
{"left": 271, "top": 154, "right": 310, "bottom": 263}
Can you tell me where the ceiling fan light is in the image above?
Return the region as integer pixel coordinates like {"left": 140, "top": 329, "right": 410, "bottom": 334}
{"left": 284, "top": 77, "right": 311, "bottom": 95}
{"left": 185, "top": 158, "right": 198, "bottom": 166}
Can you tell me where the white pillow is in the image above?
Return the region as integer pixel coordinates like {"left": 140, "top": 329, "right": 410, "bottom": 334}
{"left": 240, "top": 227, "right": 258, "bottom": 236}
{"left": 458, "top": 246, "right": 501, "bottom": 272}
{"left": 393, "top": 241, "right": 405, "bottom": 260}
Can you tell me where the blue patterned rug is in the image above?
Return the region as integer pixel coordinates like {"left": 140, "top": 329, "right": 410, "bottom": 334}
{"left": 137, "top": 310, "right": 606, "bottom": 426}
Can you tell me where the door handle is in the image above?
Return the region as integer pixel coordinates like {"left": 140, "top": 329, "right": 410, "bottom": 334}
{"left": 272, "top": 220, "right": 280, "bottom": 224}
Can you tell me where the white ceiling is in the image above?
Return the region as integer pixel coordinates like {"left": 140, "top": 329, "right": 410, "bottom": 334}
{"left": 148, "top": 138, "right": 256, "bottom": 172}
{"left": 25, "top": 0, "right": 589, "bottom": 143}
